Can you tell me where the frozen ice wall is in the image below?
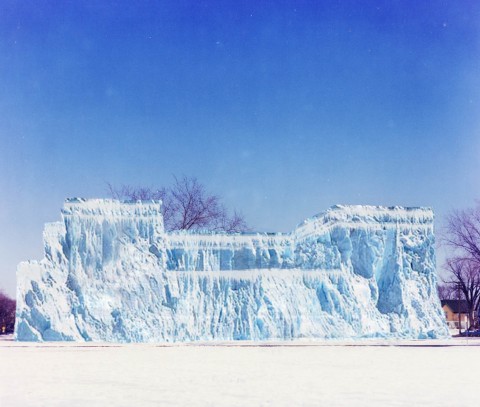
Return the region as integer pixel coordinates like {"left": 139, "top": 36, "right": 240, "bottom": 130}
{"left": 15, "top": 199, "right": 448, "bottom": 342}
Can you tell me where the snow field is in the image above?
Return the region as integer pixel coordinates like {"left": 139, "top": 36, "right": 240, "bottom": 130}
{"left": 1, "top": 340, "right": 479, "bottom": 407}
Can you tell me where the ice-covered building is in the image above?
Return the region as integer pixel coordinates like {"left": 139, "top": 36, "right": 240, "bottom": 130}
{"left": 15, "top": 199, "right": 448, "bottom": 342}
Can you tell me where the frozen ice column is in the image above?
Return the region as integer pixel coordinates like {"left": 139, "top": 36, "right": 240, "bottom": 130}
{"left": 15, "top": 199, "right": 165, "bottom": 341}
{"left": 61, "top": 198, "right": 165, "bottom": 272}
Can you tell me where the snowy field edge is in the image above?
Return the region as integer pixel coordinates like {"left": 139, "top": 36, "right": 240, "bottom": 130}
{"left": 2, "top": 339, "right": 480, "bottom": 407}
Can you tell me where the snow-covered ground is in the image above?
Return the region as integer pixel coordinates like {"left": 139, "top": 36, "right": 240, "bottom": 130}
{"left": 1, "top": 337, "right": 479, "bottom": 406}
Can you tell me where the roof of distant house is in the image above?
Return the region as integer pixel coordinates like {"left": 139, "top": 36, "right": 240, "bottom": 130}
{"left": 441, "top": 300, "right": 469, "bottom": 314}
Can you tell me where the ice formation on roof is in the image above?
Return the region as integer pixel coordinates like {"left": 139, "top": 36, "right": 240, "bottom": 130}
{"left": 15, "top": 199, "right": 448, "bottom": 341}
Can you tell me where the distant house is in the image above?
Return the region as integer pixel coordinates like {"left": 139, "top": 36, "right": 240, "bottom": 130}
{"left": 441, "top": 300, "right": 470, "bottom": 330}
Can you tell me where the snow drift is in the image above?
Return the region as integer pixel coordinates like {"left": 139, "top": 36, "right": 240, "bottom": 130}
{"left": 15, "top": 199, "right": 448, "bottom": 341}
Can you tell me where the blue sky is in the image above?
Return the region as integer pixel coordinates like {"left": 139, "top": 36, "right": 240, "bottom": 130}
{"left": 1, "top": 1, "right": 479, "bottom": 296}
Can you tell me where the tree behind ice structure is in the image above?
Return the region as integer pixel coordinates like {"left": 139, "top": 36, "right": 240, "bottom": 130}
{"left": 442, "top": 204, "right": 480, "bottom": 330}
{"left": 0, "top": 290, "right": 16, "bottom": 334}
{"left": 437, "top": 283, "right": 456, "bottom": 300}
{"left": 107, "top": 176, "right": 249, "bottom": 233}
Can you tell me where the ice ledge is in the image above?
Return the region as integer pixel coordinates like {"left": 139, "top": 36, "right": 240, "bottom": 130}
{"left": 62, "top": 198, "right": 163, "bottom": 219}
{"left": 304, "top": 204, "right": 433, "bottom": 226}
{"left": 61, "top": 199, "right": 433, "bottom": 232}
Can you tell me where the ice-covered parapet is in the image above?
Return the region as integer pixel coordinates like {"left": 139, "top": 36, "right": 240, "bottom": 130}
{"left": 15, "top": 200, "right": 448, "bottom": 342}
{"left": 295, "top": 205, "right": 434, "bottom": 240}
{"left": 62, "top": 198, "right": 165, "bottom": 268}
{"left": 62, "top": 197, "right": 164, "bottom": 240}
{"left": 166, "top": 232, "right": 294, "bottom": 271}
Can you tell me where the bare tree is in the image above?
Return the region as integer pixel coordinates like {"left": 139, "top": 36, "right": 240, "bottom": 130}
{"left": 444, "top": 206, "right": 480, "bottom": 264}
{"left": 443, "top": 259, "right": 480, "bottom": 329}
{"left": 107, "top": 176, "right": 249, "bottom": 233}
{"left": 0, "top": 290, "right": 16, "bottom": 335}
{"left": 437, "top": 283, "right": 455, "bottom": 301}
{"left": 107, "top": 183, "right": 166, "bottom": 202}
{"left": 442, "top": 204, "right": 480, "bottom": 330}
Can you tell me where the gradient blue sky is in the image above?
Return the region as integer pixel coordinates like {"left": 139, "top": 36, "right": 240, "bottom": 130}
{"left": 1, "top": 1, "right": 479, "bottom": 296}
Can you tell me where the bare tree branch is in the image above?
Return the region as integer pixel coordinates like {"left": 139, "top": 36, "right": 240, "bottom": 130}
{"left": 437, "top": 283, "right": 456, "bottom": 301}
{"left": 107, "top": 176, "right": 249, "bottom": 233}
{"left": 441, "top": 204, "right": 480, "bottom": 330}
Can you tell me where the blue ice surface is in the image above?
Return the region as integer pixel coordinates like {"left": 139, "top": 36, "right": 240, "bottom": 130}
{"left": 15, "top": 200, "right": 448, "bottom": 342}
